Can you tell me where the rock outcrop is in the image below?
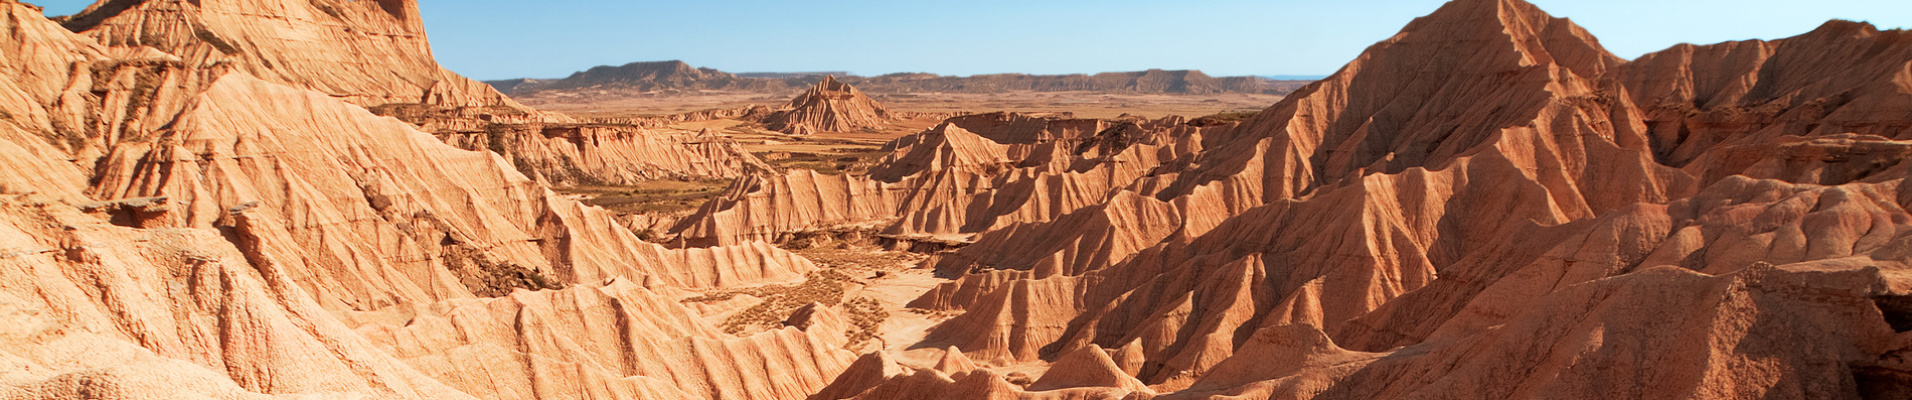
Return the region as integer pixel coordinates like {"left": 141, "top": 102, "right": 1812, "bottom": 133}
{"left": 778, "top": 0, "right": 1912, "bottom": 398}
{"left": 59, "top": 0, "right": 771, "bottom": 188}
{"left": 60, "top": 0, "right": 509, "bottom": 108}
{"left": 0, "top": 1, "right": 850, "bottom": 399}
{"left": 9, "top": 0, "right": 1912, "bottom": 399}
{"left": 665, "top": 115, "right": 1213, "bottom": 246}
{"left": 763, "top": 76, "right": 894, "bottom": 135}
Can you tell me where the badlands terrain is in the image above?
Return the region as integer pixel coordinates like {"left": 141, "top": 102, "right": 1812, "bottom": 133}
{"left": 1, "top": 0, "right": 1911, "bottom": 399}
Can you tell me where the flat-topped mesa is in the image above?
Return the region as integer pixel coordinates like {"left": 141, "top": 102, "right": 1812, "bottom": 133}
{"left": 508, "top": 60, "right": 791, "bottom": 95}
{"left": 764, "top": 75, "right": 893, "bottom": 135}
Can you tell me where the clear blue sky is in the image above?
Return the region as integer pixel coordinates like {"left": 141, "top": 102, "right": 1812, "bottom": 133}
{"left": 32, "top": 1, "right": 1912, "bottom": 80}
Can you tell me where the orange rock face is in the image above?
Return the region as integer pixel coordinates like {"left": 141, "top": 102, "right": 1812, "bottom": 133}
{"left": 765, "top": 76, "right": 895, "bottom": 135}
{"left": 6, "top": 0, "right": 1912, "bottom": 399}
{"left": 0, "top": 1, "right": 842, "bottom": 399}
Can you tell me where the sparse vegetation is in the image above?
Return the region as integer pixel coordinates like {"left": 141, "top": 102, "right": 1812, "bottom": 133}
{"left": 193, "top": 28, "right": 241, "bottom": 54}
{"left": 842, "top": 297, "right": 888, "bottom": 346}
{"left": 710, "top": 269, "right": 855, "bottom": 335}
{"left": 1189, "top": 110, "right": 1261, "bottom": 126}
{"left": 681, "top": 240, "right": 923, "bottom": 344}
{"left": 443, "top": 243, "right": 566, "bottom": 298}
{"left": 757, "top": 149, "right": 891, "bottom": 175}
{"left": 792, "top": 244, "right": 927, "bottom": 271}
{"left": 1005, "top": 372, "right": 1035, "bottom": 386}
{"left": 555, "top": 178, "right": 732, "bottom": 215}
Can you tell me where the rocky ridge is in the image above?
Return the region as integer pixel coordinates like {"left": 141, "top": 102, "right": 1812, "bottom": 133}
{"left": 659, "top": 0, "right": 1912, "bottom": 398}
{"left": 0, "top": 1, "right": 851, "bottom": 399}
{"left": 5, "top": 0, "right": 1912, "bottom": 399}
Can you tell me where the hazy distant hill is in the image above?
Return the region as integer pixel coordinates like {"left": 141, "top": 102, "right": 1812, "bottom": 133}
{"left": 488, "top": 60, "right": 1312, "bottom": 96}
{"left": 509, "top": 60, "right": 790, "bottom": 93}
{"left": 736, "top": 71, "right": 850, "bottom": 79}
{"left": 843, "top": 70, "right": 1293, "bottom": 94}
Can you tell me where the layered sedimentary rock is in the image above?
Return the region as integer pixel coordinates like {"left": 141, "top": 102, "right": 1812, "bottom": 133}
{"left": 60, "top": 0, "right": 509, "bottom": 108}
{"left": 784, "top": 0, "right": 1912, "bottom": 398}
{"left": 1, "top": 1, "right": 855, "bottom": 399}
{"left": 666, "top": 115, "right": 1215, "bottom": 247}
{"left": 764, "top": 76, "right": 894, "bottom": 135}
{"left": 434, "top": 124, "right": 771, "bottom": 185}
{"left": 0, "top": 194, "right": 486, "bottom": 400}
{"left": 12, "top": 0, "right": 1912, "bottom": 398}
{"left": 60, "top": 0, "right": 772, "bottom": 187}
{"left": 354, "top": 279, "right": 858, "bottom": 400}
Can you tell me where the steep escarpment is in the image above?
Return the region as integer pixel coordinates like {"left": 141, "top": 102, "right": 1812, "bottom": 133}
{"left": 63, "top": 0, "right": 497, "bottom": 108}
{"left": 61, "top": 0, "right": 771, "bottom": 188}
{"left": 60, "top": 0, "right": 508, "bottom": 108}
{"left": 48, "top": 64, "right": 843, "bottom": 400}
{"left": 0, "top": 1, "right": 856, "bottom": 399}
{"left": 11, "top": 0, "right": 1912, "bottom": 399}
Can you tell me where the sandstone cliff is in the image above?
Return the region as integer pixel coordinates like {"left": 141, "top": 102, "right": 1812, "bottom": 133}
{"left": 506, "top": 60, "right": 793, "bottom": 94}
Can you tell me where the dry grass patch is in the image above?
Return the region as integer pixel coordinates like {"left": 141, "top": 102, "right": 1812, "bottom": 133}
{"left": 704, "top": 269, "right": 853, "bottom": 335}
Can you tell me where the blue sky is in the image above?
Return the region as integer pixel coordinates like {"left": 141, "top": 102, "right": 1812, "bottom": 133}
{"left": 32, "top": 1, "right": 1912, "bottom": 80}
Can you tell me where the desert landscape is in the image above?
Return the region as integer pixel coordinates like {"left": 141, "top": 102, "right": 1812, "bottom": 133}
{"left": 2, "top": 0, "right": 1911, "bottom": 399}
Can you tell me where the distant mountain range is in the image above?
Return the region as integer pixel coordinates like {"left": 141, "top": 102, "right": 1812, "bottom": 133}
{"left": 487, "top": 60, "right": 1314, "bottom": 96}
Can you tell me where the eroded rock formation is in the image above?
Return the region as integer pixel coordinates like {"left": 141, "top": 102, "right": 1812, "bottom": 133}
{"left": 668, "top": 0, "right": 1912, "bottom": 398}
{"left": 8, "top": 0, "right": 1912, "bottom": 399}
{"left": 58, "top": 0, "right": 768, "bottom": 187}
{"left": 764, "top": 76, "right": 895, "bottom": 135}
{"left": 0, "top": 1, "right": 847, "bottom": 399}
